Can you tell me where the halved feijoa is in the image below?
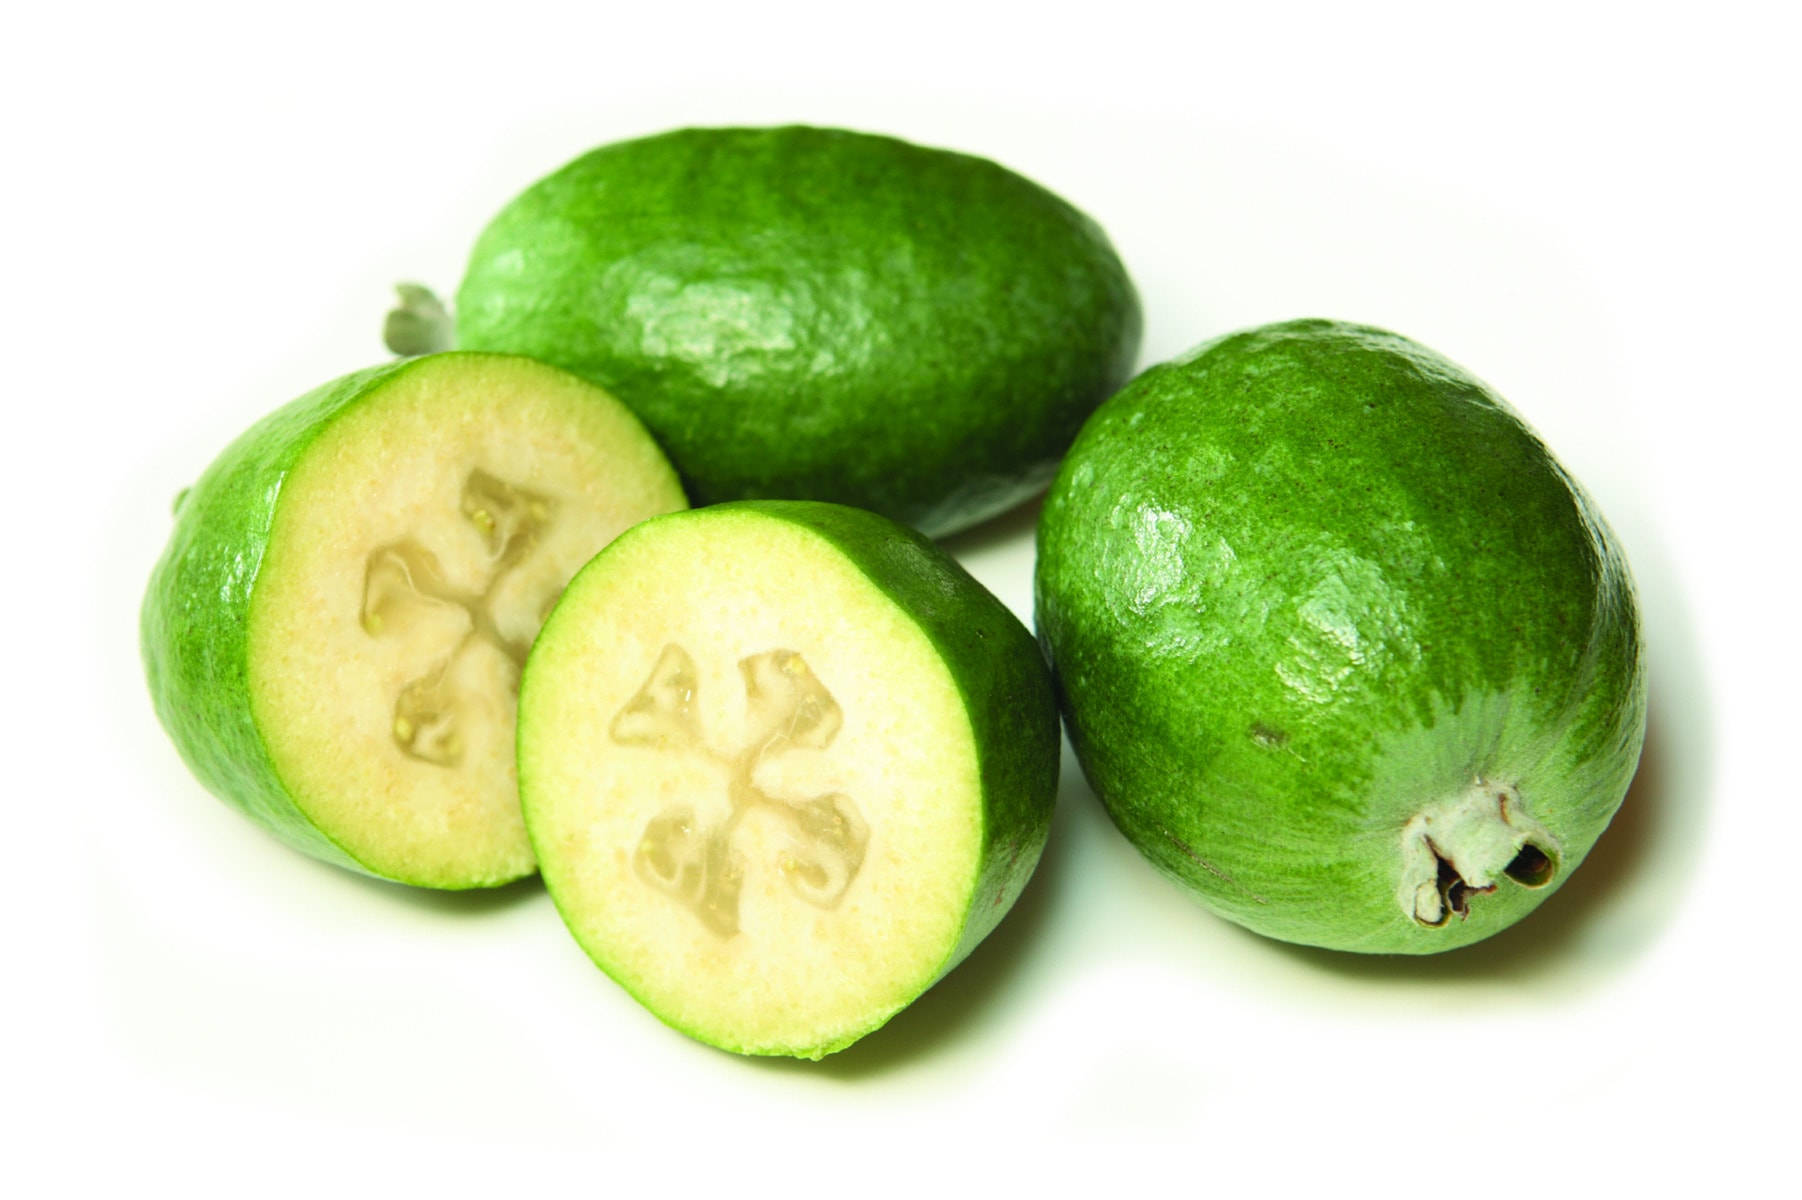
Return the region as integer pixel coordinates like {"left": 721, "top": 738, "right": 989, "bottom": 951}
{"left": 518, "top": 501, "right": 1058, "bottom": 1057}
{"left": 142, "top": 353, "right": 686, "bottom": 889}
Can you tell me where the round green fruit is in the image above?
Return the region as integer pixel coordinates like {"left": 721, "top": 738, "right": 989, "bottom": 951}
{"left": 518, "top": 501, "right": 1058, "bottom": 1056}
{"left": 451, "top": 125, "right": 1142, "bottom": 536}
{"left": 142, "top": 352, "right": 687, "bottom": 888}
{"left": 1035, "top": 319, "right": 1647, "bottom": 954}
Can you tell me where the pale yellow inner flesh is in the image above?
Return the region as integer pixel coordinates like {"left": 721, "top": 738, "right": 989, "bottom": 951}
{"left": 250, "top": 356, "right": 685, "bottom": 887}
{"left": 523, "top": 514, "right": 983, "bottom": 1054}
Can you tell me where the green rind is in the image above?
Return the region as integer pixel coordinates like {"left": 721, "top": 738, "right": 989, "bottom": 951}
{"left": 520, "top": 500, "right": 1059, "bottom": 1057}
{"left": 455, "top": 125, "right": 1142, "bottom": 537}
{"left": 1035, "top": 319, "right": 1647, "bottom": 954}
{"left": 141, "top": 360, "right": 415, "bottom": 878}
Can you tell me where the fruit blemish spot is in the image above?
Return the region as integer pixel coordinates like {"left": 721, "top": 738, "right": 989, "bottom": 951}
{"left": 360, "top": 468, "right": 557, "bottom": 767}
{"left": 612, "top": 643, "right": 869, "bottom": 937}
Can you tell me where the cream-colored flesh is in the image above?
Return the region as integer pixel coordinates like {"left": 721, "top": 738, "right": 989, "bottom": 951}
{"left": 521, "top": 512, "right": 984, "bottom": 1056}
{"left": 249, "top": 355, "right": 685, "bottom": 887}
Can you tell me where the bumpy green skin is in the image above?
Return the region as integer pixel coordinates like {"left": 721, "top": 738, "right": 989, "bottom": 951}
{"left": 522, "top": 501, "right": 1059, "bottom": 1057}
{"left": 141, "top": 361, "right": 413, "bottom": 879}
{"left": 1035, "top": 320, "right": 1646, "bottom": 954}
{"left": 456, "top": 126, "right": 1142, "bottom": 537}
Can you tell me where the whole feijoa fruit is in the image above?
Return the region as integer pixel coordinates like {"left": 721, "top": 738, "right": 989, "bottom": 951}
{"left": 519, "top": 501, "right": 1058, "bottom": 1057}
{"left": 1035, "top": 319, "right": 1646, "bottom": 954}
{"left": 450, "top": 125, "right": 1142, "bottom": 536}
{"left": 142, "top": 353, "right": 686, "bottom": 888}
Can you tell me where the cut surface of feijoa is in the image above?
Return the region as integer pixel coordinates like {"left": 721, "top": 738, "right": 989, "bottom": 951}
{"left": 1035, "top": 319, "right": 1647, "bottom": 954}
{"left": 142, "top": 352, "right": 686, "bottom": 888}
{"left": 452, "top": 124, "right": 1142, "bottom": 537}
{"left": 519, "top": 501, "right": 1057, "bottom": 1057}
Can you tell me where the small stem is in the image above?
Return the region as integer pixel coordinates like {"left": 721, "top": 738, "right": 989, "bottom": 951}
{"left": 383, "top": 282, "right": 454, "bottom": 357}
{"left": 1398, "top": 781, "right": 1561, "bottom": 927}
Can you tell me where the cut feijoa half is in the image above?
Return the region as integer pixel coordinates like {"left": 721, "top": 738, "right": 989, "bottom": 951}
{"left": 142, "top": 352, "right": 686, "bottom": 889}
{"left": 518, "top": 501, "right": 1058, "bottom": 1057}
{"left": 1036, "top": 319, "right": 1647, "bottom": 954}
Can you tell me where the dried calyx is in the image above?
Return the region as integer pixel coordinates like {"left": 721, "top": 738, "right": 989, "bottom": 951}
{"left": 1398, "top": 781, "right": 1560, "bottom": 927}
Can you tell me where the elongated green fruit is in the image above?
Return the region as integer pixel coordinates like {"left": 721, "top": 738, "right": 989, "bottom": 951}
{"left": 1035, "top": 319, "right": 1646, "bottom": 953}
{"left": 452, "top": 125, "right": 1142, "bottom": 536}
{"left": 142, "top": 353, "right": 686, "bottom": 888}
{"left": 520, "top": 501, "right": 1058, "bottom": 1055}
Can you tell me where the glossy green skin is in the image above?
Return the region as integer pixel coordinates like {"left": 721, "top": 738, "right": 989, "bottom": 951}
{"left": 142, "top": 361, "right": 411, "bottom": 879}
{"left": 522, "top": 501, "right": 1059, "bottom": 1056}
{"left": 456, "top": 126, "right": 1142, "bottom": 537}
{"left": 1035, "top": 320, "right": 1646, "bottom": 953}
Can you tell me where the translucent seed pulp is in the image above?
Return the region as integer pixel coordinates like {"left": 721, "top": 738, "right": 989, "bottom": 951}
{"left": 360, "top": 468, "right": 557, "bottom": 767}
{"left": 612, "top": 644, "right": 869, "bottom": 936}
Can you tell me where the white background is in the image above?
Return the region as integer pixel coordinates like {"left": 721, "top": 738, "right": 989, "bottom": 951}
{"left": 8, "top": 1, "right": 1796, "bottom": 1191}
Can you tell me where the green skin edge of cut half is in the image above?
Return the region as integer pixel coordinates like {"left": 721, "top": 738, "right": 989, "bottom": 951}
{"left": 520, "top": 501, "right": 1060, "bottom": 1058}
{"left": 144, "top": 360, "right": 407, "bottom": 880}
{"left": 454, "top": 124, "right": 1143, "bottom": 538}
{"left": 140, "top": 352, "right": 678, "bottom": 890}
{"left": 1035, "top": 319, "right": 1648, "bottom": 955}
